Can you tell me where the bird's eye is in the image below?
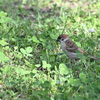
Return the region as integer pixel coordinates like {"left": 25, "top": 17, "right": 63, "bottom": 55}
{"left": 61, "top": 38, "right": 64, "bottom": 41}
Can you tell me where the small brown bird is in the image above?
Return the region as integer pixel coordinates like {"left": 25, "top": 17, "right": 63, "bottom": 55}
{"left": 56, "top": 34, "right": 100, "bottom": 60}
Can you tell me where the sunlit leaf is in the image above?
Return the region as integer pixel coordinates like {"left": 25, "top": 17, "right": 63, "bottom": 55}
{"left": 32, "top": 36, "right": 40, "bottom": 43}
{"left": 0, "top": 40, "right": 8, "bottom": 46}
{"left": 27, "top": 54, "right": 33, "bottom": 57}
{"left": 15, "top": 68, "right": 31, "bottom": 75}
{"left": 50, "top": 34, "right": 58, "bottom": 39}
{"left": 26, "top": 47, "right": 32, "bottom": 53}
{"left": 75, "top": 95, "right": 84, "bottom": 100}
{"left": 59, "top": 63, "right": 68, "bottom": 75}
{"left": 0, "top": 52, "right": 9, "bottom": 62}
{"left": 42, "top": 81, "right": 51, "bottom": 88}
{"left": 4, "top": 65, "right": 10, "bottom": 73}
{"left": 0, "top": 11, "right": 7, "bottom": 17}
{"left": 79, "top": 72, "right": 86, "bottom": 82}
{"left": 20, "top": 48, "right": 26, "bottom": 55}
{"left": 42, "top": 60, "right": 47, "bottom": 68}
{"left": 76, "top": 42, "right": 81, "bottom": 48}
{"left": 51, "top": 80, "right": 56, "bottom": 85}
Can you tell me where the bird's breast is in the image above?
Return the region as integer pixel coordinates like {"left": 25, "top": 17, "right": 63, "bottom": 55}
{"left": 67, "top": 52, "right": 77, "bottom": 59}
{"left": 61, "top": 41, "right": 67, "bottom": 53}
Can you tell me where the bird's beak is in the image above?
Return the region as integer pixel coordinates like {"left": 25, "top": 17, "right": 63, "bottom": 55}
{"left": 56, "top": 39, "right": 59, "bottom": 42}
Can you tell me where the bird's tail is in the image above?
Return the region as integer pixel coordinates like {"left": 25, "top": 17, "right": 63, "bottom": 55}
{"left": 90, "top": 56, "right": 100, "bottom": 61}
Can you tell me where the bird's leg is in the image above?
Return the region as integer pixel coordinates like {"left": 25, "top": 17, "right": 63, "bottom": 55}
{"left": 70, "top": 59, "right": 75, "bottom": 69}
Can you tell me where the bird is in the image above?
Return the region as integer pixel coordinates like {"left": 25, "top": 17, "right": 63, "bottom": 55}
{"left": 56, "top": 34, "right": 100, "bottom": 61}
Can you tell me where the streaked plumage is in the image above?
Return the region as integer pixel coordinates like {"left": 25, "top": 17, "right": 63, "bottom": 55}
{"left": 56, "top": 34, "right": 100, "bottom": 60}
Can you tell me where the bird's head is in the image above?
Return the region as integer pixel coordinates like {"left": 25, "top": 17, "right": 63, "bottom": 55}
{"left": 56, "top": 34, "right": 69, "bottom": 42}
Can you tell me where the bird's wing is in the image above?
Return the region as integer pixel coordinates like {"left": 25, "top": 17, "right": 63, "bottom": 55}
{"left": 65, "top": 38, "right": 100, "bottom": 61}
{"left": 65, "top": 38, "right": 85, "bottom": 54}
{"left": 65, "top": 38, "right": 78, "bottom": 52}
{"left": 77, "top": 47, "right": 85, "bottom": 54}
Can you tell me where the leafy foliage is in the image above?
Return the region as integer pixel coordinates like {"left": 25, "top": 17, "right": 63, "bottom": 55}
{"left": 0, "top": 0, "right": 100, "bottom": 100}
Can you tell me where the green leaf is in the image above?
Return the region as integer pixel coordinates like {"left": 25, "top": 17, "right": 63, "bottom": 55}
{"left": 20, "top": 48, "right": 26, "bottom": 55}
{"left": 73, "top": 79, "right": 81, "bottom": 86}
{"left": 47, "top": 64, "right": 51, "bottom": 68}
{"left": 15, "top": 68, "right": 30, "bottom": 75}
{"left": 26, "top": 54, "right": 33, "bottom": 57}
{"left": 4, "top": 78, "right": 9, "bottom": 87}
{"left": 51, "top": 80, "right": 56, "bottom": 85}
{"left": 42, "top": 81, "right": 51, "bottom": 88}
{"left": 67, "top": 78, "right": 81, "bottom": 86}
{"left": 0, "top": 45, "right": 2, "bottom": 52}
{"left": 26, "top": 47, "right": 32, "bottom": 53}
{"left": 0, "top": 52, "right": 9, "bottom": 62}
{"left": 0, "top": 11, "right": 7, "bottom": 17}
{"left": 0, "top": 39, "right": 8, "bottom": 46}
{"left": 9, "top": 81, "right": 15, "bottom": 88}
{"left": 68, "top": 78, "right": 74, "bottom": 85}
{"left": 4, "top": 78, "right": 15, "bottom": 88}
{"left": 79, "top": 72, "right": 86, "bottom": 82}
{"left": 76, "top": 50, "right": 83, "bottom": 58}
{"left": 4, "top": 65, "right": 10, "bottom": 73}
{"left": 75, "top": 42, "right": 81, "bottom": 48}
{"left": 3, "top": 57, "right": 10, "bottom": 62}
{"left": 32, "top": 69, "right": 37, "bottom": 74}
{"left": 22, "top": 0, "right": 27, "bottom": 4}
{"left": 75, "top": 95, "right": 84, "bottom": 100}
{"left": 35, "top": 64, "right": 41, "bottom": 67}
{"left": 15, "top": 52, "right": 23, "bottom": 59}
{"left": 50, "top": 34, "right": 58, "bottom": 39}
{"left": 42, "top": 60, "right": 47, "bottom": 68}
{"left": 22, "top": 85, "right": 27, "bottom": 91}
{"left": 6, "top": 17, "right": 12, "bottom": 22}
{"left": 32, "top": 36, "right": 40, "bottom": 43}
{"left": 76, "top": 50, "right": 87, "bottom": 59}
{"left": 59, "top": 63, "right": 68, "bottom": 75}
